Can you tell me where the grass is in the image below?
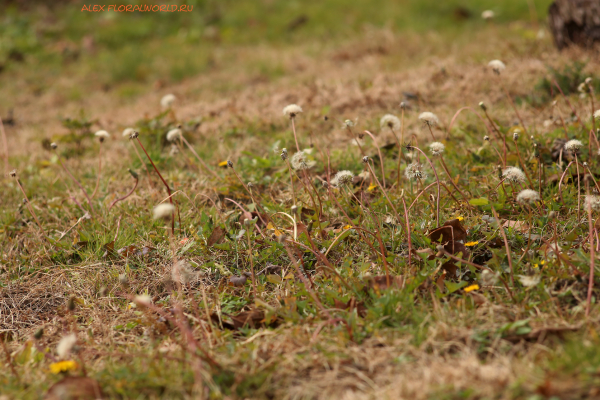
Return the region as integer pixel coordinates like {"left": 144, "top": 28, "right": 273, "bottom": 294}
{"left": 4, "top": 0, "right": 600, "bottom": 399}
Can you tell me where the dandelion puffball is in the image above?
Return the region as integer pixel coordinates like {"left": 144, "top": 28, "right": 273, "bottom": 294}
{"left": 380, "top": 114, "right": 401, "bottom": 131}
{"left": 564, "top": 139, "right": 583, "bottom": 153}
{"left": 516, "top": 189, "right": 540, "bottom": 205}
{"left": 283, "top": 104, "right": 303, "bottom": 118}
{"left": 153, "top": 203, "right": 175, "bottom": 220}
{"left": 332, "top": 170, "right": 354, "bottom": 186}
{"left": 134, "top": 295, "right": 152, "bottom": 307}
{"left": 488, "top": 59, "right": 506, "bottom": 74}
{"left": 290, "top": 150, "right": 316, "bottom": 171}
{"left": 122, "top": 128, "right": 135, "bottom": 138}
{"left": 418, "top": 112, "right": 439, "bottom": 127}
{"left": 586, "top": 195, "right": 600, "bottom": 212}
{"left": 429, "top": 142, "right": 445, "bottom": 157}
{"left": 404, "top": 162, "right": 427, "bottom": 180}
{"left": 594, "top": 110, "right": 600, "bottom": 120}
{"left": 57, "top": 334, "right": 77, "bottom": 359}
{"left": 161, "top": 94, "right": 176, "bottom": 108}
{"left": 482, "top": 10, "right": 495, "bottom": 20}
{"left": 166, "top": 128, "right": 182, "bottom": 142}
{"left": 94, "top": 130, "right": 110, "bottom": 142}
{"left": 502, "top": 166, "right": 526, "bottom": 184}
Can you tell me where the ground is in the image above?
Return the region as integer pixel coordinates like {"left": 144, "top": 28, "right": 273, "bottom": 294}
{"left": 3, "top": 1, "right": 600, "bottom": 399}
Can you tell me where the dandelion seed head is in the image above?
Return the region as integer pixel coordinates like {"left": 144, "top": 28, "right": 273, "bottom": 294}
{"left": 594, "top": 110, "right": 600, "bottom": 120}
{"left": 280, "top": 148, "right": 288, "bottom": 161}
{"left": 429, "top": 142, "right": 445, "bottom": 157}
{"left": 332, "top": 170, "right": 354, "bottom": 186}
{"left": 227, "top": 160, "right": 233, "bottom": 168}
{"left": 161, "top": 94, "right": 176, "bottom": 108}
{"left": 488, "top": 59, "right": 506, "bottom": 74}
{"left": 512, "top": 130, "right": 519, "bottom": 141}
{"left": 166, "top": 128, "right": 182, "bottom": 142}
{"left": 51, "top": 142, "right": 58, "bottom": 149}
{"left": 502, "top": 166, "right": 526, "bottom": 184}
{"left": 586, "top": 77, "right": 593, "bottom": 85}
{"left": 404, "top": 162, "right": 427, "bottom": 180}
{"left": 516, "top": 189, "right": 540, "bottom": 205}
{"left": 564, "top": 139, "right": 583, "bottom": 153}
{"left": 57, "top": 334, "right": 77, "bottom": 359}
{"left": 585, "top": 195, "right": 600, "bottom": 212}
{"left": 9, "top": 169, "right": 17, "bottom": 178}
{"left": 153, "top": 203, "right": 175, "bottom": 220}
{"left": 121, "top": 128, "right": 134, "bottom": 138}
{"left": 518, "top": 275, "right": 541, "bottom": 287}
{"left": 343, "top": 119, "right": 355, "bottom": 128}
{"left": 479, "top": 101, "right": 487, "bottom": 111}
{"left": 481, "top": 10, "right": 495, "bottom": 20}
{"left": 380, "top": 114, "right": 401, "bottom": 131}
{"left": 129, "top": 131, "right": 139, "bottom": 140}
{"left": 290, "top": 150, "right": 316, "bottom": 171}
{"left": 484, "top": 135, "right": 490, "bottom": 141}
{"left": 94, "top": 130, "right": 110, "bottom": 142}
{"left": 282, "top": 104, "right": 303, "bottom": 118}
{"left": 418, "top": 112, "right": 439, "bottom": 127}
{"left": 134, "top": 295, "right": 152, "bottom": 307}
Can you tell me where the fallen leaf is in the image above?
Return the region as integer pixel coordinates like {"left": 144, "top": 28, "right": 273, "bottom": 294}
{"left": 428, "top": 219, "right": 467, "bottom": 243}
{"left": 207, "top": 226, "right": 226, "bottom": 246}
{"left": 45, "top": 376, "right": 104, "bottom": 400}
{"left": 333, "top": 298, "right": 367, "bottom": 317}
{"left": 502, "top": 220, "right": 529, "bottom": 234}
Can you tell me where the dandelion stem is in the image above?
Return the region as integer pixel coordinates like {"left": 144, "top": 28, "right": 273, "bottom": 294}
{"left": 291, "top": 117, "right": 301, "bottom": 153}
{"left": 586, "top": 178, "right": 595, "bottom": 317}
{"left": 410, "top": 146, "right": 440, "bottom": 226}
{"left": 91, "top": 143, "right": 102, "bottom": 199}
{"left": 134, "top": 137, "right": 175, "bottom": 233}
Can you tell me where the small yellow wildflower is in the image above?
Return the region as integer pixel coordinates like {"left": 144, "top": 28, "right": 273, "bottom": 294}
{"left": 343, "top": 225, "right": 352, "bottom": 230}
{"left": 457, "top": 216, "right": 464, "bottom": 221}
{"left": 465, "top": 241, "right": 479, "bottom": 247}
{"left": 367, "top": 183, "right": 377, "bottom": 192}
{"left": 50, "top": 360, "right": 78, "bottom": 374}
{"left": 464, "top": 284, "right": 480, "bottom": 293}
{"left": 218, "top": 161, "right": 228, "bottom": 168}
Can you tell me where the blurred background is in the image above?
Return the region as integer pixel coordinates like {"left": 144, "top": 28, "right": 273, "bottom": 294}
{"left": 0, "top": 0, "right": 556, "bottom": 159}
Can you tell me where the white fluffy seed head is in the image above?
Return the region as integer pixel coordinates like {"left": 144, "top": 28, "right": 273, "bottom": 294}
{"left": 290, "top": 150, "right": 316, "bottom": 171}
{"left": 122, "top": 128, "right": 135, "bottom": 138}
{"left": 516, "top": 189, "right": 540, "bottom": 205}
{"left": 418, "top": 112, "right": 439, "bottom": 127}
{"left": 283, "top": 104, "right": 303, "bottom": 118}
{"left": 332, "top": 170, "right": 354, "bottom": 186}
{"left": 57, "top": 334, "right": 77, "bottom": 359}
{"left": 488, "top": 59, "right": 506, "bottom": 74}
{"left": 586, "top": 195, "right": 600, "bottom": 212}
{"left": 94, "top": 130, "right": 110, "bottom": 142}
{"left": 502, "top": 167, "right": 526, "bottom": 184}
{"left": 134, "top": 295, "right": 152, "bottom": 308}
{"left": 594, "top": 110, "right": 600, "bottom": 120}
{"left": 380, "top": 114, "right": 401, "bottom": 131}
{"left": 564, "top": 139, "right": 583, "bottom": 153}
{"left": 166, "top": 128, "right": 182, "bottom": 142}
{"left": 482, "top": 10, "right": 495, "bottom": 20}
{"left": 429, "top": 142, "right": 445, "bottom": 156}
{"left": 161, "top": 94, "right": 176, "bottom": 108}
{"left": 404, "top": 162, "right": 427, "bottom": 180}
{"left": 153, "top": 203, "right": 175, "bottom": 220}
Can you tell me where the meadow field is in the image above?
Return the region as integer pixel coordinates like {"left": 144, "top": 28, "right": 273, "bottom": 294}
{"left": 4, "top": 0, "right": 600, "bottom": 399}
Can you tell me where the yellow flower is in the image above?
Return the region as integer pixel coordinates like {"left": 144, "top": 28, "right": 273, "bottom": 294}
{"left": 367, "top": 184, "right": 377, "bottom": 192}
{"left": 50, "top": 360, "right": 78, "bottom": 374}
{"left": 457, "top": 216, "right": 464, "bottom": 221}
{"left": 465, "top": 241, "right": 479, "bottom": 247}
{"left": 343, "top": 225, "right": 352, "bottom": 230}
{"left": 533, "top": 264, "right": 539, "bottom": 268}
{"left": 540, "top": 260, "right": 545, "bottom": 265}
{"left": 464, "top": 284, "right": 480, "bottom": 293}
{"left": 218, "top": 161, "right": 228, "bottom": 168}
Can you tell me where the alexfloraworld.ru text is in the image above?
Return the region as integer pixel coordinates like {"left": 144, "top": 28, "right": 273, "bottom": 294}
{"left": 81, "top": 4, "right": 193, "bottom": 12}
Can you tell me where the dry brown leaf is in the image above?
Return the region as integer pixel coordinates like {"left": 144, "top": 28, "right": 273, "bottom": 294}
{"left": 363, "top": 275, "right": 405, "bottom": 292}
{"left": 428, "top": 219, "right": 467, "bottom": 243}
{"left": 502, "top": 220, "right": 529, "bottom": 233}
{"left": 45, "top": 376, "right": 104, "bottom": 400}
{"left": 207, "top": 226, "right": 226, "bottom": 246}
{"left": 333, "top": 298, "right": 367, "bottom": 317}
